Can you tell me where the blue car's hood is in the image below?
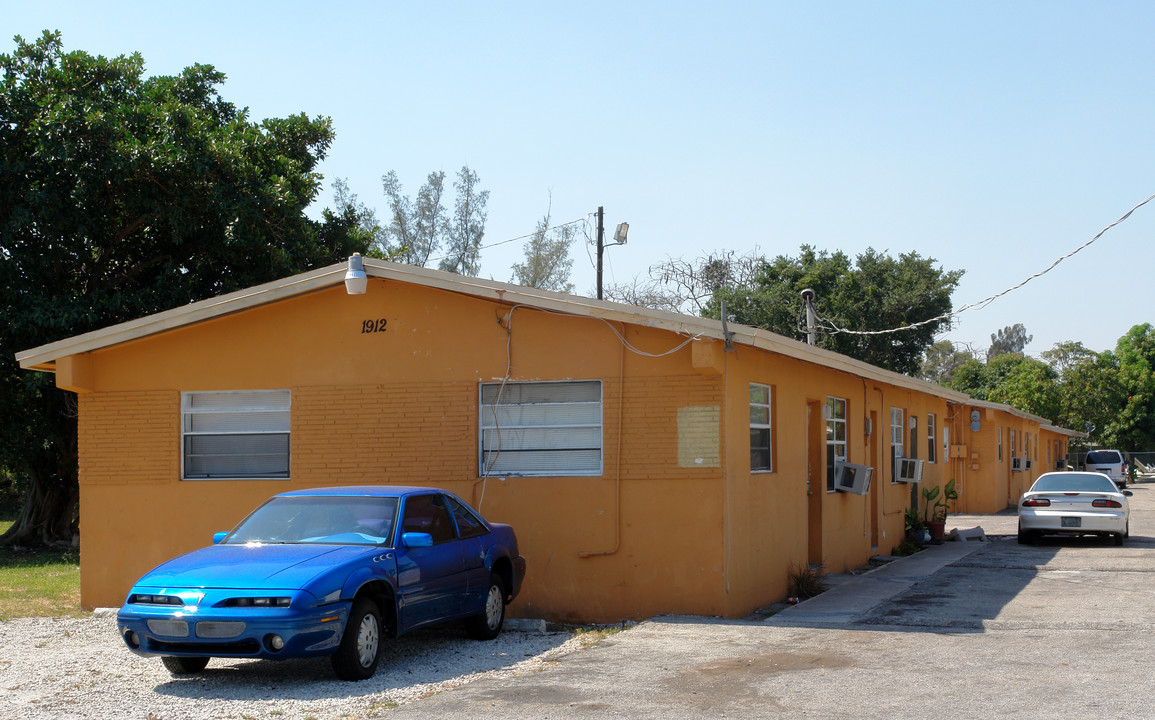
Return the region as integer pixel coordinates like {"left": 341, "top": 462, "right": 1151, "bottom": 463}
{"left": 134, "top": 544, "right": 377, "bottom": 591}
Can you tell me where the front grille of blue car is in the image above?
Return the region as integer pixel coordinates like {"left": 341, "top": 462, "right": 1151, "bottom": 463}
{"left": 195, "top": 621, "right": 246, "bottom": 639}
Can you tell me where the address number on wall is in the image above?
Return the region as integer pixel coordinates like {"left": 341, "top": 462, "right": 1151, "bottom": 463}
{"left": 361, "top": 318, "right": 387, "bottom": 334}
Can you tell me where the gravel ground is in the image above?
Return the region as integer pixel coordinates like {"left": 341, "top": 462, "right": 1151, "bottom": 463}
{"left": 0, "top": 611, "right": 588, "bottom": 720}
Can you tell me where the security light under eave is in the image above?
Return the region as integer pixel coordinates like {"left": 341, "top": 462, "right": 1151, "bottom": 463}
{"left": 345, "top": 253, "right": 368, "bottom": 295}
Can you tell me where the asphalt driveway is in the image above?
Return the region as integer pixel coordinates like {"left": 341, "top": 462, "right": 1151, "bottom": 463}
{"left": 385, "top": 482, "right": 1155, "bottom": 719}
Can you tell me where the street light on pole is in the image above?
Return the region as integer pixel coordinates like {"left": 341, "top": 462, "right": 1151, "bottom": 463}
{"left": 595, "top": 206, "right": 629, "bottom": 300}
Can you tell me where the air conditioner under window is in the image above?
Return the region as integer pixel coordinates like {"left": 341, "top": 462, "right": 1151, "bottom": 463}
{"left": 1055, "top": 459, "right": 1067, "bottom": 470}
{"left": 1011, "top": 457, "right": 1024, "bottom": 472}
{"left": 1025, "top": 459, "right": 1033, "bottom": 470}
{"left": 896, "top": 458, "right": 924, "bottom": 483}
{"left": 834, "top": 460, "right": 873, "bottom": 495}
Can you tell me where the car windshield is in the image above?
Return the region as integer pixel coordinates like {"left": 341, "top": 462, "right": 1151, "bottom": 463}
{"left": 1030, "top": 474, "right": 1118, "bottom": 494}
{"left": 1085, "top": 450, "right": 1122, "bottom": 464}
{"left": 225, "top": 495, "right": 400, "bottom": 546}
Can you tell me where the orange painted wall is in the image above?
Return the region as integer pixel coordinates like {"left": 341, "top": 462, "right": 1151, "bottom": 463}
{"left": 74, "top": 281, "right": 729, "bottom": 621}
{"left": 65, "top": 276, "right": 1061, "bottom": 621}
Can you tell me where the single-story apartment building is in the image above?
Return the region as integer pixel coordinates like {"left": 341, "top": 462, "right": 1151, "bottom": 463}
{"left": 17, "top": 257, "right": 1076, "bottom": 622}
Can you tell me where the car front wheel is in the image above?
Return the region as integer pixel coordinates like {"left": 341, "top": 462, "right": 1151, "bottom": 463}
{"left": 331, "top": 597, "right": 382, "bottom": 681}
{"left": 161, "top": 656, "right": 209, "bottom": 675}
{"left": 465, "top": 574, "right": 506, "bottom": 640}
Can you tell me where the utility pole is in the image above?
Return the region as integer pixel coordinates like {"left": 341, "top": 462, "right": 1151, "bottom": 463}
{"left": 801, "top": 289, "right": 817, "bottom": 345}
{"left": 595, "top": 206, "right": 605, "bottom": 300}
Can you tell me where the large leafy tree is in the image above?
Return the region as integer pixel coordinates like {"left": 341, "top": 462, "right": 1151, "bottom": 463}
{"left": 1041, "top": 341, "right": 1124, "bottom": 449}
{"left": 711, "top": 246, "right": 963, "bottom": 375}
{"left": 0, "top": 32, "right": 366, "bottom": 543}
{"left": 1111, "top": 324, "right": 1155, "bottom": 450}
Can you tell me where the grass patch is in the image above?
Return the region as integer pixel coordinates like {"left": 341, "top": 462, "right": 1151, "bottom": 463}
{"left": 787, "top": 562, "right": 828, "bottom": 599}
{"left": 0, "top": 519, "right": 84, "bottom": 620}
{"left": 571, "top": 624, "right": 626, "bottom": 649}
{"left": 891, "top": 540, "right": 924, "bottom": 557}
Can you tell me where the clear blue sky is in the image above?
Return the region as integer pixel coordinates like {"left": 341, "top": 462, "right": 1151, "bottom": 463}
{"left": 7, "top": 1, "right": 1154, "bottom": 356}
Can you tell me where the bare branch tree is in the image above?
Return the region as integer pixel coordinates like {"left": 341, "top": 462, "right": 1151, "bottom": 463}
{"left": 620, "top": 248, "right": 763, "bottom": 314}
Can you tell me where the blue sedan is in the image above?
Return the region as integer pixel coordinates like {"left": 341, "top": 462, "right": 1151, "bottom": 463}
{"left": 117, "top": 486, "right": 526, "bottom": 681}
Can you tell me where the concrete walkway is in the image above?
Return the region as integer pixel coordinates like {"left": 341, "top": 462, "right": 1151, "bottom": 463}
{"left": 765, "top": 539, "right": 984, "bottom": 626}
{"left": 765, "top": 509, "right": 1018, "bottom": 627}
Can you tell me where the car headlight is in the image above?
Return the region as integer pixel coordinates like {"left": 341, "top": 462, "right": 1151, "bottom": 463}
{"left": 129, "top": 594, "right": 184, "bottom": 606}
{"left": 217, "top": 597, "right": 292, "bottom": 608}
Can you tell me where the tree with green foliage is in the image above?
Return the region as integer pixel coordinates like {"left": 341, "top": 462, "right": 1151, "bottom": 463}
{"left": 710, "top": 246, "right": 963, "bottom": 376}
{"left": 510, "top": 203, "right": 577, "bottom": 293}
{"left": 1111, "top": 324, "right": 1155, "bottom": 450}
{"left": 920, "top": 340, "right": 976, "bottom": 385}
{"left": 988, "top": 323, "right": 1033, "bottom": 358}
{"left": 440, "top": 166, "right": 489, "bottom": 276}
{"left": 1041, "top": 341, "right": 1124, "bottom": 449}
{"left": 947, "top": 352, "right": 1060, "bottom": 420}
{"left": 381, "top": 170, "right": 447, "bottom": 266}
{"left": 0, "top": 31, "right": 367, "bottom": 544}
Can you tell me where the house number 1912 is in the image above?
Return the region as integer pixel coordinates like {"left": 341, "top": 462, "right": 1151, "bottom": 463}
{"left": 361, "top": 318, "right": 387, "bottom": 334}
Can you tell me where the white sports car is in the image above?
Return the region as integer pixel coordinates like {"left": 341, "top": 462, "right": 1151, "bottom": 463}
{"left": 1018, "top": 472, "right": 1132, "bottom": 546}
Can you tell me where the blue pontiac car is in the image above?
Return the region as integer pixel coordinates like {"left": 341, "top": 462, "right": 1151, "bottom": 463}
{"left": 117, "top": 486, "right": 526, "bottom": 680}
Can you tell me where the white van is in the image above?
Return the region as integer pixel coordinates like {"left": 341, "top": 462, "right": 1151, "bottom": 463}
{"left": 1084, "top": 449, "right": 1128, "bottom": 490}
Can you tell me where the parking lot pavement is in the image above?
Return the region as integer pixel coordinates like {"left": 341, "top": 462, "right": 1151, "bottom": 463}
{"left": 383, "top": 484, "right": 1155, "bottom": 719}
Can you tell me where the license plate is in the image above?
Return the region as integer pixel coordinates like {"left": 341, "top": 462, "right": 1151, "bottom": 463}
{"left": 1062, "top": 517, "right": 1081, "bottom": 528}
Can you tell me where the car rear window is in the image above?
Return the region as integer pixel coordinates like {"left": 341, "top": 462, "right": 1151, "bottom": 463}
{"left": 1086, "top": 450, "right": 1123, "bottom": 464}
{"left": 1030, "top": 473, "right": 1118, "bottom": 493}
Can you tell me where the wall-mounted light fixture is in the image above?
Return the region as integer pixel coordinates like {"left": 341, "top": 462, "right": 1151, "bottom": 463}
{"left": 613, "top": 222, "right": 629, "bottom": 245}
{"left": 345, "top": 253, "right": 368, "bottom": 295}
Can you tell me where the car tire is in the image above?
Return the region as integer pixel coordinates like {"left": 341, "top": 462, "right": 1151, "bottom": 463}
{"left": 465, "top": 573, "right": 506, "bottom": 640}
{"left": 1114, "top": 532, "right": 1125, "bottom": 546}
{"left": 331, "top": 597, "right": 383, "bottom": 681}
{"left": 1017, "top": 526, "right": 1033, "bottom": 545}
{"left": 161, "top": 656, "right": 209, "bottom": 675}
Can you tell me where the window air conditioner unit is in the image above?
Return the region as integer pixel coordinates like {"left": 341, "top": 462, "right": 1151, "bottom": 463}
{"left": 1011, "top": 457, "right": 1023, "bottom": 472}
{"left": 1055, "top": 459, "right": 1067, "bottom": 470}
{"left": 1025, "top": 459, "right": 1033, "bottom": 470}
{"left": 896, "top": 458, "right": 924, "bottom": 483}
{"left": 834, "top": 460, "right": 873, "bottom": 495}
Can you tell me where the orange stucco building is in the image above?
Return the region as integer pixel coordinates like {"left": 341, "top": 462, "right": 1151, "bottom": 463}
{"left": 17, "top": 258, "right": 1077, "bottom": 622}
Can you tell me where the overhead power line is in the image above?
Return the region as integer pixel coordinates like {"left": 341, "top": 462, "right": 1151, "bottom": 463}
{"left": 815, "top": 192, "right": 1155, "bottom": 337}
{"left": 425, "top": 216, "right": 588, "bottom": 265}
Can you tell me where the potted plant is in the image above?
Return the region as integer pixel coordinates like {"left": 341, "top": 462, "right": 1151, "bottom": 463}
{"left": 921, "top": 478, "right": 958, "bottom": 542}
{"left": 904, "top": 506, "right": 926, "bottom": 545}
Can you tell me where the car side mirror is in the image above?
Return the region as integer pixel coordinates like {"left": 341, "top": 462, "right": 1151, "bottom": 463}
{"left": 401, "top": 532, "right": 433, "bottom": 548}
{"left": 212, "top": 531, "right": 229, "bottom": 544}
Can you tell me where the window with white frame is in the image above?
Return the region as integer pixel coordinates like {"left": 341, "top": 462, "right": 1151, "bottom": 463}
{"left": 943, "top": 425, "right": 950, "bottom": 463}
{"left": 750, "top": 384, "right": 773, "bottom": 472}
{"left": 890, "top": 407, "right": 904, "bottom": 482}
{"left": 927, "top": 413, "right": 937, "bottom": 463}
{"left": 825, "top": 396, "right": 847, "bottom": 491}
{"left": 182, "top": 390, "right": 290, "bottom": 480}
{"left": 998, "top": 427, "right": 1003, "bottom": 461}
{"left": 1010, "top": 429, "right": 1016, "bottom": 461}
{"left": 479, "top": 380, "right": 602, "bottom": 477}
